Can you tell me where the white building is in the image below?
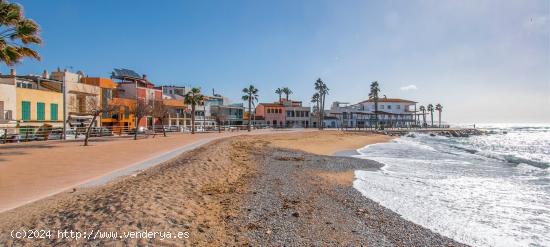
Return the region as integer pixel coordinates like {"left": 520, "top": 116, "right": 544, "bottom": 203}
{"left": 328, "top": 98, "right": 418, "bottom": 128}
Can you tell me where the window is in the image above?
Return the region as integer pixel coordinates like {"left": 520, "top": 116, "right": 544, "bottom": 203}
{"left": 50, "top": 103, "right": 58, "bottom": 121}
{"left": 388, "top": 105, "right": 392, "bottom": 109}
{"left": 21, "top": 101, "right": 31, "bottom": 120}
{"left": 16, "top": 81, "right": 34, "bottom": 89}
{"left": 380, "top": 105, "right": 385, "bottom": 109}
{"left": 37, "top": 102, "right": 45, "bottom": 121}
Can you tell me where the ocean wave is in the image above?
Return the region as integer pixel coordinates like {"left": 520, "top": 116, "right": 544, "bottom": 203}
{"left": 502, "top": 154, "right": 549, "bottom": 169}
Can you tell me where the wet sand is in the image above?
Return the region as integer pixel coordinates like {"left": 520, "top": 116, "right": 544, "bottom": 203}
{"left": 0, "top": 131, "right": 466, "bottom": 246}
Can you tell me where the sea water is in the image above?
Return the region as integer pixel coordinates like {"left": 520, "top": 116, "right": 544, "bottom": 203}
{"left": 352, "top": 123, "right": 550, "bottom": 247}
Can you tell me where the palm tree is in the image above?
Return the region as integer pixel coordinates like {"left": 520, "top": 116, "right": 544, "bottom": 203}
{"left": 242, "top": 85, "right": 259, "bottom": 132}
{"left": 281, "top": 87, "right": 292, "bottom": 101}
{"left": 311, "top": 93, "right": 320, "bottom": 127}
{"left": 184, "top": 87, "right": 204, "bottom": 134}
{"left": 427, "top": 104, "right": 434, "bottom": 127}
{"left": 275, "top": 88, "right": 283, "bottom": 103}
{"left": 368, "top": 81, "right": 380, "bottom": 129}
{"left": 435, "top": 103, "right": 443, "bottom": 128}
{"left": 419, "top": 105, "right": 426, "bottom": 127}
{"left": 314, "top": 78, "right": 329, "bottom": 129}
{"left": 0, "top": 1, "right": 42, "bottom": 66}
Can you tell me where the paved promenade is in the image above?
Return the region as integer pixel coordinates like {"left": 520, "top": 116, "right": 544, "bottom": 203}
{"left": 0, "top": 130, "right": 296, "bottom": 212}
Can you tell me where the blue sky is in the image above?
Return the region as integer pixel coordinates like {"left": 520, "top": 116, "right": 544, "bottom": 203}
{"left": 7, "top": 0, "right": 550, "bottom": 123}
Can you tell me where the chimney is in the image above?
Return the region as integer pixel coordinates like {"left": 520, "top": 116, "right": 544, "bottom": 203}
{"left": 142, "top": 74, "right": 147, "bottom": 80}
{"left": 9, "top": 68, "right": 16, "bottom": 76}
{"left": 42, "top": 69, "right": 49, "bottom": 79}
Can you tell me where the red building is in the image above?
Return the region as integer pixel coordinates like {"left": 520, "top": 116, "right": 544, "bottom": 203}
{"left": 111, "top": 69, "right": 163, "bottom": 128}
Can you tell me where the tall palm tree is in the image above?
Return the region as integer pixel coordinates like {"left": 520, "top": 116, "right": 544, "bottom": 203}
{"left": 314, "top": 78, "right": 329, "bottom": 129}
{"left": 281, "top": 87, "right": 292, "bottom": 101}
{"left": 427, "top": 104, "right": 434, "bottom": 127}
{"left": 0, "top": 1, "right": 42, "bottom": 66}
{"left": 435, "top": 103, "right": 443, "bottom": 128}
{"left": 275, "top": 88, "right": 283, "bottom": 103}
{"left": 419, "top": 105, "right": 426, "bottom": 127}
{"left": 242, "top": 85, "right": 259, "bottom": 132}
{"left": 184, "top": 87, "right": 204, "bottom": 134}
{"left": 311, "top": 93, "right": 320, "bottom": 127}
{"left": 369, "top": 81, "right": 380, "bottom": 129}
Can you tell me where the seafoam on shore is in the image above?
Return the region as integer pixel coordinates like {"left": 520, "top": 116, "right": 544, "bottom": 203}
{"left": 351, "top": 125, "right": 550, "bottom": 247}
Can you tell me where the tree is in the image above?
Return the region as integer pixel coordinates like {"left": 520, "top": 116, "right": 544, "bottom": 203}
{"left": 83, "top": 97, "right": 118, "bottom": 146}
{"left": 311, "top": 93, "right": 320, "bottom": 127}
{"left": 281, "top": 87, "right": 292, "bottom": 101}
{"left": 427, "top": 104, "right": 434, "bottom": 127}
{"left": 435, "top": 103, "right": 443, "bottom": 128}
{"left": 275, "top": 88, "right": 283, "bottom": 103}
{"left": 368, "top": 81, "right": 380, "bottom": 129}
{"left": 419, "top": 105, "right": 426, "bottom": 127}
{"left": 242, "top": 85, "right": 259, "bottom": 132}
{"left": 0, "top": 1, "right": 42, "bottom": 66}
{"left": 314, "top": 78, "right": 329, "bottom": 130}
{"left": 152, "top": 100, "right": 170, "bottom": 137}
{"left": 129, "top": 99, "right": 152, "bottom": 140}
{"left": 184, "top": 87, "right": 204, "bottom": 134}
{"left": 210, "top": 106, "right": 225, "bottom": 133}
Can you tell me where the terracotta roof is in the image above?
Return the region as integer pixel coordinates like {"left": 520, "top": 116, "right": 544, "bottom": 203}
{"left": 359, "top": 98, "right": 417, "bottom": 104}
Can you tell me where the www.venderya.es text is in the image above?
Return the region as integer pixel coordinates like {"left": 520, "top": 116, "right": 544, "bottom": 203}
{"left": 10, "top": 229, "right": 190, "bottom": 241}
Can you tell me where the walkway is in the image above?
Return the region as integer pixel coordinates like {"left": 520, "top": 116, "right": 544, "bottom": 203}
{"left": 0, "top": 129, "right": 300, "bottom": 212}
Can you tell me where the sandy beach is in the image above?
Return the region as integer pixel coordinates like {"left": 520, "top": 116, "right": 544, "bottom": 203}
{"left": 0, "top": 131, "right": 465, "bottom": 246}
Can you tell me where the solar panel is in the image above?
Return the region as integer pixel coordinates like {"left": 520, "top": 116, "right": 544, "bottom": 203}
{"left": 112, "top": 68, "right": 141, "bottom": 79}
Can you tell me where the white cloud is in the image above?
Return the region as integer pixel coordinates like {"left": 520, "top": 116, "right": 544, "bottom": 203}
{"left": 400, "top": 84, "right": 418, "bottom": 91}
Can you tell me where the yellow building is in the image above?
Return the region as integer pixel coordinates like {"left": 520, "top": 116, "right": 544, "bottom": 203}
{"left": 1, "top": 74, "right": 64, "bottom": 128}
{"left": 14, "top": 76, "right": 64, "bottom": 128}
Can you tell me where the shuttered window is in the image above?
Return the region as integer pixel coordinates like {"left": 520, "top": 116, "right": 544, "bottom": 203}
{"left": 21, "top": 101, "right": 31, "bottom": 120}
{"left": 50, "top": 103, "right": 58, "bottom": 121}
{"left": 37, "top": 102, "right": 45, "bottom": 121}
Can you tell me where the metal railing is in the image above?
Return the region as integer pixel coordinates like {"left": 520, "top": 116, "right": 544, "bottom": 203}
{"left": 0, "top": 123, "right": 274, "bottom": 144}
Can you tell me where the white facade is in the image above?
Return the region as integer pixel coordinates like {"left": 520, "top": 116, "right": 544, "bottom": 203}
{"left": 327, "top": 98, "right": 418, "bottom": 128}
{"left": 0, "top": 79, "right": 16, "bottom": 127}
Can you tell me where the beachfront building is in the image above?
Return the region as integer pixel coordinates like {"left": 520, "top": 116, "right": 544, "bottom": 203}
{"left": 161, "top": 85, "right": 186, "bottom": 100}
{"left": 112, "top": 68, "right": 162, "bottom": 129}
{"left": 0, "top": 69, "right": 64, "bottom": 130}
{"left": 327, "top": 97, "right": 418, "bottom": 128}
{"left": 210, "top": 103, "right": 244, "bottom": 126}
{"left": 357, "top": 98, "right": 417, "bottom": 128}
{"left": 50, "top": 69, "right": 101, "bottom": 128}
{"left": 159, "top": 85, "right": 190, "bottom": 130}
{"left": 162, "top": 98, "right": 187, "bottom": 130}
{"left": 284, "top": 100, "right": 310, "bottom": 128}
{"left": 255, "top": 102, "right": 285, "bottom": 128}
{"left": 323, "top": 115, "right": 341, "bottom": 128}
{"left": 0, "top": 70, "right": 17, "bottom": 130}
{"left": 81, "top": 77, "right": 136, "bottom": 130}
{"left": 255, "top": 98, "right": 311, "bottom": 128}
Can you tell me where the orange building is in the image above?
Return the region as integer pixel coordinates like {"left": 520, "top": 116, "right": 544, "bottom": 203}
{"left": 81, "top": 77, "right": 135, "bottom": 130}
